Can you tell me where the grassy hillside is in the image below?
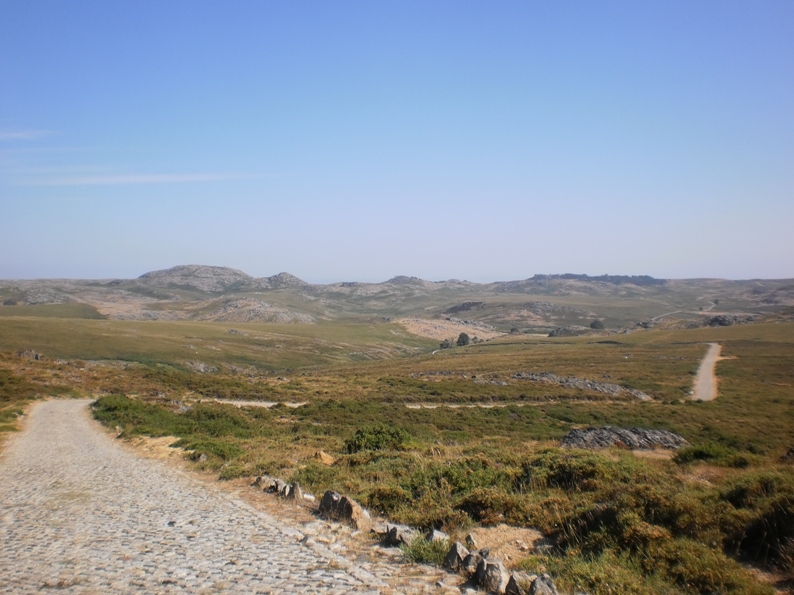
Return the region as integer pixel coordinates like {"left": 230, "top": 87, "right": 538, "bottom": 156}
{"left": 1, "top": 311, "right": 792, "bottom": 594}
{"left": 0, "top": 318, "right": 435, "bottom": 370}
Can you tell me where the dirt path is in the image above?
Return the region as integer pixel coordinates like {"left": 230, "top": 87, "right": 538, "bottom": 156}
{"left": 692, "top": 343, "right": 722, "bottom": 401}
{"left": 0, "top": 399, "right": 392, "bottom": 594}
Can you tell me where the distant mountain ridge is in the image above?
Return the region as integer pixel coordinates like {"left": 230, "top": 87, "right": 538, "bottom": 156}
{"left": 2, "top": 264, "right": 792, "bottom": 329}
{"left": 530, "top": 274, "right": 665, "bottom": 286}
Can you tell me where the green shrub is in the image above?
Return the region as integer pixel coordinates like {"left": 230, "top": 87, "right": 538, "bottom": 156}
{"left": 367, "top": 484, "right": 412, "bottom": 515}
{"left": 172, "top": 438, "right": 244, "bottom": 461}
{"left": 455, "top": 487, "right": 531, "bottom": 526}
{"left": 720, "top": 470, "right": 794, "bottom": 569}
{"left": 0, "top": 369, "right": 39, "bottom": 403}
{"left": 673, "top": 443, "right": 752, "bottom": 467}
{"left": 518, "top": 450, "right": 651, "bottom": 492}
{"left": 400, "top": 536, "right": 450, "bottom": 565}
{"left": 344, "top": 424, "right": 411, "bottom": 454}
{"left": 529, "top": 550, "right": 668, "bottom": 595}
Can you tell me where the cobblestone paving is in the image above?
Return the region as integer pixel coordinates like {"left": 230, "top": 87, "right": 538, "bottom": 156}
{"left": 0, "top": 400, "right": 386, "bottom": 594}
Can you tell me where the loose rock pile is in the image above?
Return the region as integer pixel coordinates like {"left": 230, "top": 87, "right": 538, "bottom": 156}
{"left": 561, "top": 426, "right": 689, "bottom": 450}
{"left": 513, "top": 371, "right": 652, "bottom": 401}
{"left": 252, "top": 475, "right": 316, "bottom": 502}
{"left": 442, "top": 540, "right": 558, "bottom": 595}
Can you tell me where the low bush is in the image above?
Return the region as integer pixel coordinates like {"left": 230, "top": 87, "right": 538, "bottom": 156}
{"left": 172, "top": 437, "right": 244, "bottom": 461}
{"left": 720, "top": 470, "right": 794, "bottom": 570}
{"left": 0, "top": 369, "right": 39, "bottom": 403}
{"left": 674, "top": 442, "right": 753, "bottom": 467}
{"left": 400, "top": 536, "right": 450, "bottom": 565}
{"left": 344, "top": 424, "right": 411, "bottom": 454}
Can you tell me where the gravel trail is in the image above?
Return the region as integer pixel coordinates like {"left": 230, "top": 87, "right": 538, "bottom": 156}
{"left": 0, "top": 399, "right": 383, "bottom": 594}
{"left": 693, "top": 343, "right": 722, "bottom": 401}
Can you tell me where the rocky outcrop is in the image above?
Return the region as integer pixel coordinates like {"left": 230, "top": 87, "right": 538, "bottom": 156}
{"left": 513, "top": 371, "right": 652, "bottom": 401}
{"left": 138, "top": 265, "right": 308, "bottom": 293}
{"left": 705, "top": 314, "right": 757, "bottom": 327}
{"left": 443, "top": 301, "right": 485, "bottom": 314}
{"left": 561, "top": 426, "right": 689, "bottom": 450}
{"left": 255, "top": 272, "right": 308, "bottom": 290}
{"left": 138, "top": 265, "right": 253, "bottom": 292}
{"left": 201, "top": 298, "right": 315, "bottom": 323}
{"left": 547, "top": 326, "right": 592, "bottom": 337}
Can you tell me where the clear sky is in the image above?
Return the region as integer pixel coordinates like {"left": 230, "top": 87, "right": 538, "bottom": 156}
{"left": 1, "top": 1, "right": 792, "bottom": 282}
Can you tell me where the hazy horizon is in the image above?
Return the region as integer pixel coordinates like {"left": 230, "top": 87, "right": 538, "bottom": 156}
{"left": 2, "top": 2, "right": 792, "bottom": 282}
{"left": 2, "top": 263, "right": 793, "bottom": 286}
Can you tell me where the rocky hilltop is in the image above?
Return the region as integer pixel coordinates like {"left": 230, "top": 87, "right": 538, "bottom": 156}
{"left": 138, "top": 265, "right": 254, "bottom": 292}
{"left": 138, "top": 265, "right": 308, "bottom": 293}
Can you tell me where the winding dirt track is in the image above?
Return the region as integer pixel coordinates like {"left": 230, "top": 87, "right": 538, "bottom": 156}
{"left": 0, "top": 399, "right": 384, "bottom": 594}
{"left": 693, "top": 343, "right": 722, "bottom": 401}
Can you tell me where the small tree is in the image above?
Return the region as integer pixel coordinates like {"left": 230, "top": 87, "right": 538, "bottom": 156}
{"left": 590, "top": 320, "right": 605, "bottom": 330}
{"left": 456, "top": 332, "right": 470, "bottom": 346}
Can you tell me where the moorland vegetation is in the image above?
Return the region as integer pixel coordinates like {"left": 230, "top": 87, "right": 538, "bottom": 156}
{"left": 1, "top": 268, "right": 793, "bottom": 594}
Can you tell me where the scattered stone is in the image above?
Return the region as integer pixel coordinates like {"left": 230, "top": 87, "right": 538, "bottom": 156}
{"left": 529, "top": 573, "right": 559, "bottom": 595}
{"left": 286, "top": 482, "right": 303, "bottom": 500}
{"left": 318, "top": 490, "right": 372, "bottom": 531}
{"left": 315, "top": 450, "right": 336, "bottom": 466}
{"left": 479, "top": 560, "right": 510, "bottom": 594}
{"left": 461, "top": 552, "right": 483, "bottom": 577}
{"left": 465, "top": 533, "right": 477, "bottom": 549}
{"left": 383, "top": 523, "right": 418, "bottom": 547}
{"left": 303, "top": 492, "right": 316, "bottom": 502}
{"left": 561, "top": 426, "right": 689, "bottom": 450}
{"left": 251, "top": 475, "right": 275, "bottom": 489}
{"left": 273, "top": 478, "right": 288, "bottom": 494}
{"left": 506, "top": 572, "right": 536, "bottom": 595}
{"left": 426, "top": 529, "right": 449, "bottom": 543}
{"left": 198, "top": 453, "right": 208, "bottom": 463}
{"left": 513, "top": 371, "right": 651, "bottom": 401}
{"left": 442, "top": 542, "right": 469, "bottom": 572}
{"left": 475, "top": 558, "right": 488, "bottom": 584}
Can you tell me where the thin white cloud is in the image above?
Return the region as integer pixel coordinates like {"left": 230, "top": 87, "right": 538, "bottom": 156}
{"left": 0, "top": 130, "right": 55, "bottom": 141}
{"left": 26, "top": 172, "right": 256, "bottom": 186}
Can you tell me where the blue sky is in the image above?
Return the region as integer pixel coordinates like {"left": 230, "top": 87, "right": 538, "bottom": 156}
{"left": 1, "top": 1, "right": 792, "bottom": 282}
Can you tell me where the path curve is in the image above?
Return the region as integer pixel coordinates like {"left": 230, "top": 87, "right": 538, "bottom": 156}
{"left": 692, "top": 343, "right": 722, "bottom": 401}
{"left": 0, "top": 399, "right": 383, "bottom": 594}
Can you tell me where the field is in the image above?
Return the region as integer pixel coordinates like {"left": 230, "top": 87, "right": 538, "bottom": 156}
{"left": 1, "top": 310, "right": 792, "bottom": 594}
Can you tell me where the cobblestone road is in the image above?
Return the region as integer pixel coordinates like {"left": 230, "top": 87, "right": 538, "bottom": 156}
{"left": 0, "top": 400, "right": 386, "bottom": 594}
